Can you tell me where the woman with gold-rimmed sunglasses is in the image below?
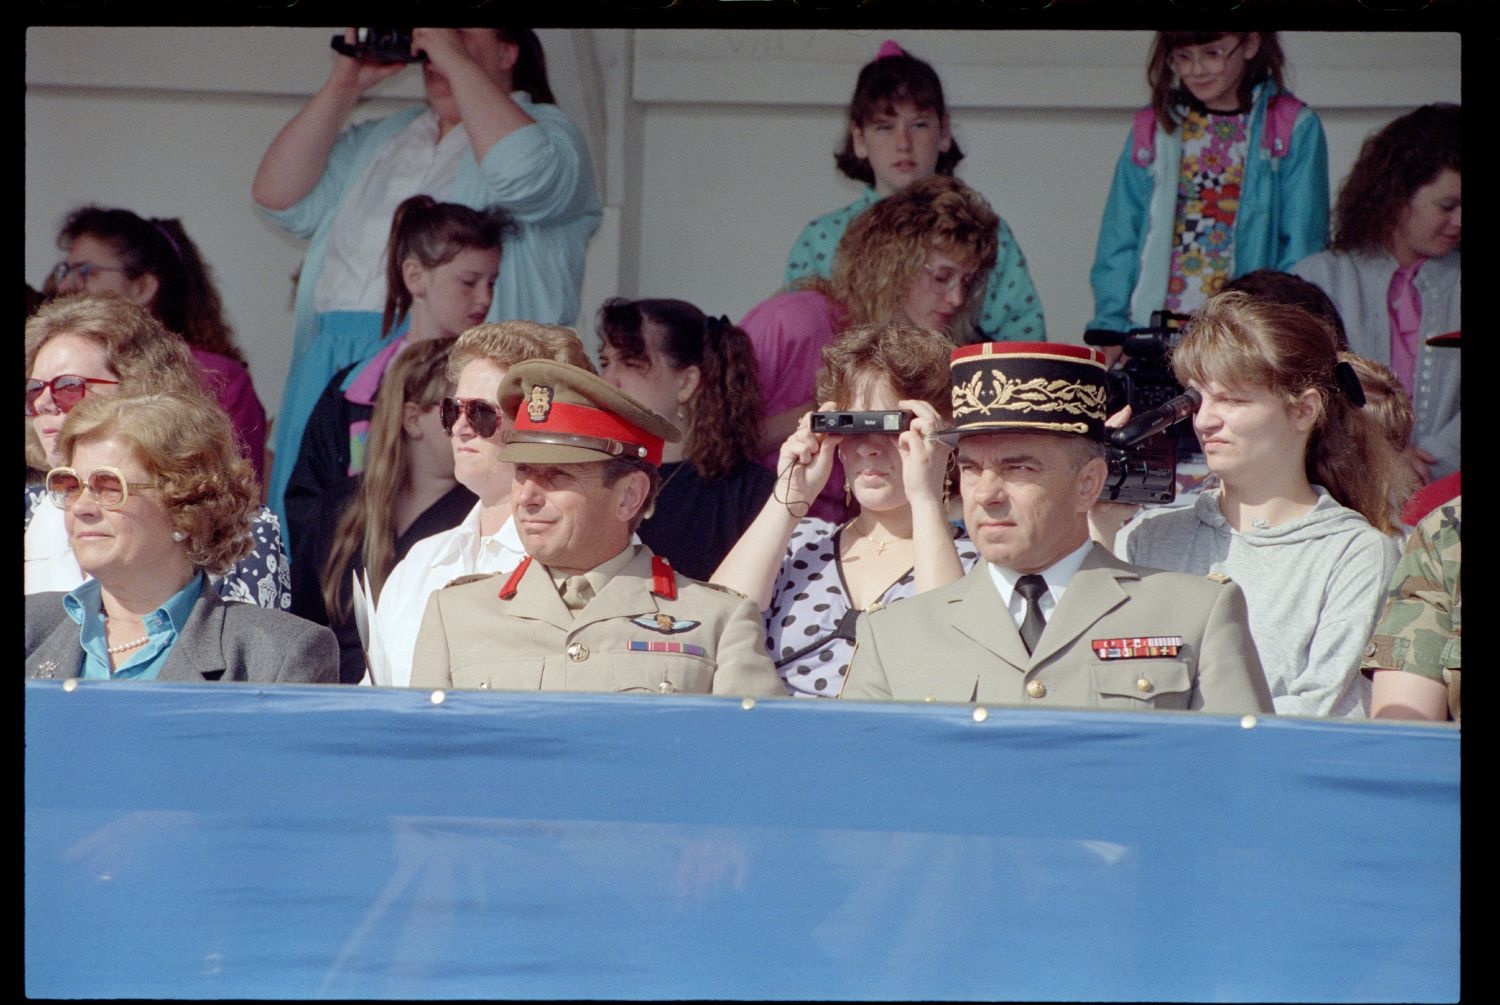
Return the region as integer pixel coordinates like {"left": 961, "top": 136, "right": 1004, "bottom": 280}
{"left": 25, "top": 293, "right": 291, "bottom": 610}
{"left": 367, "top": 321, "right": 591, "bottom": 686}
{"left": 25, "top": 392, "right": 337, "bottom": 684}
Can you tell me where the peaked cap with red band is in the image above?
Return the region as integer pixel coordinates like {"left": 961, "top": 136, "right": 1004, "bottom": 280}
{"left": 498, "top": 360, "right": 681, "bottom": 465}
{"left": 938, "top": 341, "right": 1110, "bottom": 444}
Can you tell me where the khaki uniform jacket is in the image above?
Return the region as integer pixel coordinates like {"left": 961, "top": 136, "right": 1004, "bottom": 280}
{"left": 411, "top": 546, "right": 783, "bottom": 697}
{"left": 842, "top": 545, "right": 1273, "bottom": 714}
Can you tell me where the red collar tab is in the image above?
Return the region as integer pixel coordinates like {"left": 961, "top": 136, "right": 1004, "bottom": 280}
{"left": 498, "top": 556, "right": 532, "bottom": 600}
{"left": 651, "top": 555, "right": 677, "bottom": 600}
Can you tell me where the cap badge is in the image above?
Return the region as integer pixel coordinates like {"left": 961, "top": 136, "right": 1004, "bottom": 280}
{"left": 952, "top": 366, "right": 1108, "bottom": 428}
{"left": 526, "top": 384, "right": 554, "bottom": 423}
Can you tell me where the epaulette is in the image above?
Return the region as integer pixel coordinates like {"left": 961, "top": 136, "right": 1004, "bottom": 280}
{"left": 444, "top": 573, "right": 499, "bottom": 589}
{"left": 695, "top": 580, "right": 753, "bottom": 603}
{"left": 1206, "top": 571, "right": 1232, "bottom": 584}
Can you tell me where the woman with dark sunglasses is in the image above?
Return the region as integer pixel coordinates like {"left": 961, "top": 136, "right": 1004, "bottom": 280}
{"left": 367, "top": 321, "right": 591, "bottom": 686}
{"left": 25, "top": 294, "right": 291, "bottom": 610}
{"left": 25, "top": 391, "right": 337, "bottom": 685}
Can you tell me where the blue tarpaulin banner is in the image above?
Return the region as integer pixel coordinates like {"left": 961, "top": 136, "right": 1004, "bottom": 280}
{"left": 25, "top": 680, "right": 1458, "bottom": 1000}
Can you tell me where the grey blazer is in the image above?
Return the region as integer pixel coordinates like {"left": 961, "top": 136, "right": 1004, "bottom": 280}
{"left": 25, "top": 579, "right": 339, "bottom": 684}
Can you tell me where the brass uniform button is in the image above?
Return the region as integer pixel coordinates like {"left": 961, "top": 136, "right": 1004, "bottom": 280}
{"left": 567, "top": 642, "right": 589, "bottom": 662}
{"left": 1026, "top": 679, "right": 1046, "bottom": 699}
{"left": 657, "top": 680, "right": 676, "bottom": 694}
{"left": 1364, "top": 641, "right": 1378, "bottom": 658}
{"left": 1136, "top": 677, "right": 1153, "bottom": 694}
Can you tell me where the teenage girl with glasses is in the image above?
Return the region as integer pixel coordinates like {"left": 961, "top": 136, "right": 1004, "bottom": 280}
{"left": 1087, "top": 31, "right": 1330, "bottom": 346}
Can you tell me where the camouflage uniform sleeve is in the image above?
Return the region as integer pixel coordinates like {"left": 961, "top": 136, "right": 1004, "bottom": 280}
{"left": 1361, "top": 501, "right": 1461, "bottom": 683}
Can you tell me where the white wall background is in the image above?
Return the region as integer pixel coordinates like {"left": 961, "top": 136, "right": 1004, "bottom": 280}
{"left": 26, "top": 27, "right": 1460, "bottom": 425}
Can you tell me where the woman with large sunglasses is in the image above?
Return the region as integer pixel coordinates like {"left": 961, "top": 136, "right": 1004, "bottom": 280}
{"left": 25, "top": 293, "right": 291, "bottom": 610}
{"left": 367, "top": 320, "right": 591, "bottom": 686}
{"left": 25, "top": 391, "right": 337, "bottom": 684}
{"left": 291, "top": 338, "right": 474, "bottom": 683}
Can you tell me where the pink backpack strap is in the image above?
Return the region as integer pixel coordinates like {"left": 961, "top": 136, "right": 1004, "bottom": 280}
{"left": 1262, "top": 93, "right": 1305, "bottom": 158}
{"left": 1130, "top": 105, "right": 1158, "bottom": 167}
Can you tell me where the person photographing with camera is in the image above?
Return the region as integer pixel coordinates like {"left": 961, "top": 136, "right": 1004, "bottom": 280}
{"left": 253, "top": 27, "right": 601, "bottom": 525}
{"left": 711, "top": 322, "right": 977, "bottom": 697}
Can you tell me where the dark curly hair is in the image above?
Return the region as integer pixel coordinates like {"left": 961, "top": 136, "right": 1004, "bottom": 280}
{"left": 596, "top": 298, "right": 763, "bottom": 481}
{"left": 58, "top": 206, "right": 248, "bottom": 366}
{"left": 1330, "top": 103, "right": 1461, "bottom": 255}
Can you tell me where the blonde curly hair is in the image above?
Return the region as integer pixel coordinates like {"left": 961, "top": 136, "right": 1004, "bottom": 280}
{"left": 818, "top": 175, "right": 1000, "bottom": 340}
{"left": 57, "top": 392, "right": 258, "bottom": 575}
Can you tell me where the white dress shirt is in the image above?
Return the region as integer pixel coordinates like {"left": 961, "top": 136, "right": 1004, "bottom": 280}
{"left": 985, "top": 537, "right": 1095, "bottom": 630}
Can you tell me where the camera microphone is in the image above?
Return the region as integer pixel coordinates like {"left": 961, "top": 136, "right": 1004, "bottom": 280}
{"left": 1109, "top": 388, "right": 1202, "bottom": 448}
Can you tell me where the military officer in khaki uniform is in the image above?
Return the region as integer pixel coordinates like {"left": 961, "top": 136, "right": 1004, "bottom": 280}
{"left": 411, "top": 360, "right": 782, "bottom": 697}
{"left": 842, "top": 342, "right": 1274, "bottom": 714}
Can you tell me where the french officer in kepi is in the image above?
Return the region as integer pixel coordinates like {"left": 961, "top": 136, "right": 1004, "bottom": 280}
{"left": 410, "top": 359, "right": 783, "bottom": 697}
{"left": 841, "top": 342, "right": 1274, "bottom": 713}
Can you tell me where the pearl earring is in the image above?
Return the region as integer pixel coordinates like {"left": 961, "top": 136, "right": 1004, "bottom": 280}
{"left": 172, "top": 530, "right": 186, "bottom": 542}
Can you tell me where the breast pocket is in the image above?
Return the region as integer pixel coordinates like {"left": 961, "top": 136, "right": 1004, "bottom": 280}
{"left": 606, "top": 652, "right": 716, "bottom": 695}
{"left": 451, "top": 659, "right": 545, "bottom": 692}
{"left": 1091, "top": 660, "right": 1194, "bottom": 710}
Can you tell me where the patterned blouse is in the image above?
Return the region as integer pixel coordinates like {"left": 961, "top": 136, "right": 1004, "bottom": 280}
{"left": 1165, "top": 106, "right": 1250, "bottom": 316}
{"left": 764, "top": 518, "right": 980, "bottom": 698}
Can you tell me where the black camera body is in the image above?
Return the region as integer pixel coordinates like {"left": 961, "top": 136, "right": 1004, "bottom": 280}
{"left": 1085, "top": 311, "right": 1196, "bottom": 505}
{"left": 330, "top": 28, "right": 425, "bottom": 65}
{"left": 810, "top": 410, "right": 913, "bottom": 435}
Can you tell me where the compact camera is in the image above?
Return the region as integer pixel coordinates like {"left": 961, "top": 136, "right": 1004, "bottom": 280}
{"left": 330, "top": 28, "right": 425, "bottom": 65}
{"left": 810, "top": 410, "right": 913, "bottom": 435}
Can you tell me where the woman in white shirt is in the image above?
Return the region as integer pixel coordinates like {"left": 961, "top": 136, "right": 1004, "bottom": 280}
{"left": 369, "top": 320, "right": 591, "bottom": 685}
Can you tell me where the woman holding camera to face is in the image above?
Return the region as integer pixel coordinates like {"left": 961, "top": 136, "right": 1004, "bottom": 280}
{"left": 712, "top": 322, "right": 977, "bottom": 697}
{"left": 253, "top": 27, "right": 601, "bottom": 523}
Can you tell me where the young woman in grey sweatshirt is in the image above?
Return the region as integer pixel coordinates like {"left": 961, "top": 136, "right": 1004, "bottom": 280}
{"left": 1116, "top": 291, "right": 1414, "bottom": 718}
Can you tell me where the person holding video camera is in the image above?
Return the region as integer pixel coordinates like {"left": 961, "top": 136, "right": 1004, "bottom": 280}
{"left": 711, "top": 322, "right": 977, "bottom": 698}
{"left": 1116, "top": 291, "right": 1413, "bottom": 718}
{"left": 253, "top": 27, "right": 601, "bottom": 526}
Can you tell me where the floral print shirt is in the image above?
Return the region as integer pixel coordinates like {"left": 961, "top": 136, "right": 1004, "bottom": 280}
{"left": 1165, "top": 107, "right": 1250, "bottom": 316}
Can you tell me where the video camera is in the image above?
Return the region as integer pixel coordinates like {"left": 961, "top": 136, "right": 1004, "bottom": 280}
{"left": 1084, "top": 311, "right": 1198, "bottom": 506}
{"left": 330, "top": 28, "right": 425, "bottom": 65}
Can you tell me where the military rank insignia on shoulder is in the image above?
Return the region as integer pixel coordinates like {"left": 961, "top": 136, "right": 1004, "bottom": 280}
{"left": 699, "top": 581, "right": 753, "bottom": 602}
{"left": 1206, "top": 571, "right": 1232, "bottom": 584}
{"left": 444, "top": 573, "right": 497, "bottom": 589}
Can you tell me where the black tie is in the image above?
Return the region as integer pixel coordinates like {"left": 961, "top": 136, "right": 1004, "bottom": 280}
{"left": 1015, "top": 575, "right": 1049, "bottom": 654}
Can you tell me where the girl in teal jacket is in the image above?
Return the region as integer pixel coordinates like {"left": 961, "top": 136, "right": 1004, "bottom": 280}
{"left": 1088, "top": 31, "right": 1328, "bottom": 337}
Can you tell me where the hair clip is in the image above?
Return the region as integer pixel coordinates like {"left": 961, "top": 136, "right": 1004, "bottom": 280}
{"left": 876, "top": 40, "right": 906, "bottom": 60}
{"left": 1332, "top": 360, "right": 1366, "bottom": 407}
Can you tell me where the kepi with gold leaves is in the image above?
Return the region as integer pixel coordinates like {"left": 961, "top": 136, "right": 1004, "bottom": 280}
{"left": 938, "top": 341, "right": 1110, "bottom": 443}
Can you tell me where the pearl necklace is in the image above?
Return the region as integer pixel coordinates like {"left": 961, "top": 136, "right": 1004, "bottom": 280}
{"left": 106, "top": 634, "right": 150, "bottom": 655}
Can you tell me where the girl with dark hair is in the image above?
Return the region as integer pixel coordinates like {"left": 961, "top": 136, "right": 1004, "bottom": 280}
{"left": 1117, "top": 291, "right": 1413, "bottom": 718}
{"left": 52, "top": 206, "right": 268, "bottom": 482}
{"left": 596, "top": 298, "right": 775, "bottom": 580}
{"left": 785, "top": 40, "right": 1043, "bottom": 344}
{"left": 283, "top": 195, "right": 506, "bottom": 576}
{"left": 254, "top": 26, "right": 601, "bottom": 524}
{"left": 1088, "top": 32, "right": 1329, "bottom": 340}
{"left": 308, "top": 338, "right": 472, "bottom": 683}
{"left": 1294, "top": 104, "right": 1461, "bottom": 484}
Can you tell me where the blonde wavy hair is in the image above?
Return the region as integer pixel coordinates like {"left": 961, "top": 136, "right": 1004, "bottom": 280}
{"left": 57, "top": 391, "right": 257, "bottom": 575}
{"left": 26, "top": 292, "right": 203, "bottom": 472}
{"left": 448, "top": 320, "right": 593, "bottom": 383}
{"left": 816, "top": 175, "right": 1000, "bottom": 340}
